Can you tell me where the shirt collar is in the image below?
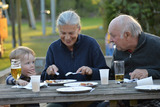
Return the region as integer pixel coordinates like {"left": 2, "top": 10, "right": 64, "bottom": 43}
{"left": 20, "top": 74, "right": 31, "bottom": 82}
{"left": 127, "top": 49, "right": 133, "bottom": 53}
{"left": 126, "top": 32, "right": 146, "bottom": 53}
{"left": 135, "top": 32, "right": 146, "bottom": 51}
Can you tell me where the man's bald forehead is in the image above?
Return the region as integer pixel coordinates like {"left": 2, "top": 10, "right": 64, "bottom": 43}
{"left": 108, "top": 16, "right": 123, "bottom": 32}
{"left": 110, "top": 15, "right": 130, "bottom": 26}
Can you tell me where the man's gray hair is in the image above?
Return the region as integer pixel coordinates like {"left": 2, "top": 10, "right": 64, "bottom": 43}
{"left": 119, "top": 15, "right": 142, "bottom": 37}
{"left": 56, "top": 10, "right": 81, "bottom": 28}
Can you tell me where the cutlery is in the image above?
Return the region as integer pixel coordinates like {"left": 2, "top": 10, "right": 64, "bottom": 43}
{"left": 65, "top": 72, "right": 81, "bottom": 76}
{"left": 55, "top": 72, "right": 59, "bottom": 76}
{"left": 90, "top": 88, "right": 95, "bottom": 92}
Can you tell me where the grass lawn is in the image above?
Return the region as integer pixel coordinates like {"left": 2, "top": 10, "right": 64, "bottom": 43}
{"left": 0, "top": 17, "right": 106, "bottom": 71}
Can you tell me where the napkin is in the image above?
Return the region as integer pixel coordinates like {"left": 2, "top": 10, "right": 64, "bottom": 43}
{"left": 124, "top": 78, "right": 138, "bottom": 83}
{"left": 12, "top": 82, "right": 48, "bottom": 89}
{"left": 137, "top": 76, "right": 153, "bottom": 86}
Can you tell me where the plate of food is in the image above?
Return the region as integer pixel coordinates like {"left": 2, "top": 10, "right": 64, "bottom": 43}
{"left": 64, "top": 82, "right": 98, "bottom": 87}
{"left": 135, "top": 85, "right": 160, "bottom": 91}
{"left": 45, "top": 79, "right": 77, "bottom": 86}
{"left": 56, "top": 86, "right": 92, "bottom": 93}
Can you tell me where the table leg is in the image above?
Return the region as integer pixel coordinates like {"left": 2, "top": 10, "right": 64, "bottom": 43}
{"left": 10, "top": 105, "right": 24, "bottom": 107}
{"left": 110, "top": 100, "right": 117, "bottom": 107}
{"left": 0, "top": 105, "right": 10, "bottom": 107}
{"left": 71, "top": 101, "right": 94, "bottom": 107}
{"left": 130, "top": 100, "right": 137, "bottom": 106}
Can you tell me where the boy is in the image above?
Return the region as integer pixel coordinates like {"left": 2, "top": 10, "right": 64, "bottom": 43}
{"left": 6, "top": 46, "right": 39, "bottom": 107}
{"left": 6, "top": 46, "right": 36, "bottom": 85}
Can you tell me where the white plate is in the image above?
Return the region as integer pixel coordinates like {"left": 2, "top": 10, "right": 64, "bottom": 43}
{"left": 64, "top": 82, "right": 98, "bottom": 87}
{"left": 45, "top": 79, "right": 77, "bottom": 85}
{"left": 56, "top": 86, "right": 92, "bottom": 93}
{"left": 12, "top": 82, "right": 47, "bottom": 89}
{"left": 135, "top": 85, "right": 160, "bottom": 91}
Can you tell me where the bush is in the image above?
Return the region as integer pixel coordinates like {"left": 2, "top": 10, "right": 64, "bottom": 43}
{"left": 100, "top": 0, "right": 160, "bottom": 35}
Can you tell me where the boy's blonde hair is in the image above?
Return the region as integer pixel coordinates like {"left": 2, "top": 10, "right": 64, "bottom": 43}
{"left": 9, "top": 46, "right": 35, "bottom": 60}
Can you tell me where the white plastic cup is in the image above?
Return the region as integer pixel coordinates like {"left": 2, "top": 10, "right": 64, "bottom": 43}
{"left": 99, "top": 69, "right": 109, "bottom": 85}
{"left": 30, "top": 75, "right": 40, "bottom": 92}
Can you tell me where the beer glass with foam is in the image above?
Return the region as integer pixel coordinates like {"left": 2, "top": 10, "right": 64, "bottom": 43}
{"left": 11, "top": 59, "right": 21, "bottom": 87}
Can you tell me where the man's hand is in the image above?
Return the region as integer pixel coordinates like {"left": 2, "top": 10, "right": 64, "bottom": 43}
{"left": 129, "top": 69, "right": 148, "bottom": 79}
{"left": 46, "top": 64, "right": 59, "bottom": 75}
{"left": 76, "top": 66, "right": 92, "bottom": 75}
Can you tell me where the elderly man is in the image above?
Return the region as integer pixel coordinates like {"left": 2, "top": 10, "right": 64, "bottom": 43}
{"left": 108, "top": 14, "right": 160, "bottom": 80}
{"left": 108, "top": 14, "right": 160, "bottom": 107}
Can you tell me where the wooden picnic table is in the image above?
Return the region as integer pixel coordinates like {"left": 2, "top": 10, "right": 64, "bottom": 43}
{"left": 0, "top": 80, "right": 160, "bottom": 106}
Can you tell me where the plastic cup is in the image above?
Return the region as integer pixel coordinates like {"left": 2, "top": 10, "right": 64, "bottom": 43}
{"left": 99, "top": 69, "right": 109, "bottom": 85}
{"left": 30, "top": 75, "right": 40, "bottom": 92}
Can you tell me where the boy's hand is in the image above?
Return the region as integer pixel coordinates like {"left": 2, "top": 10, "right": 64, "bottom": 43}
{"left": 17, "top": 79, "right": 29, "bottom": 86}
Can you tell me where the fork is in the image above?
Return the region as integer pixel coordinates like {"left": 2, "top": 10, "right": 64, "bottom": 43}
{"left": 65, "top": 72, "right": 81, "bottom": 76}
{"left": 55, "top": 72, "right": 59, "bottom": 76}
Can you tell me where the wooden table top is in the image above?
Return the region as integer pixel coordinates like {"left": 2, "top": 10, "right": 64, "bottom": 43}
{"left": 0, "top": 80, "right": 160, "bottom": 105}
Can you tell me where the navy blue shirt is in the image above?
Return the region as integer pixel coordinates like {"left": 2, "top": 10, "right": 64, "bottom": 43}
{"left": 41, "top": 34, "right": 109, "bottom": 81}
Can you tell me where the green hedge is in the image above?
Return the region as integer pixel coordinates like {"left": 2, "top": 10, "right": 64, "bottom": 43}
{"left": 100, "top": 0, "right": 160, "bottom": 36}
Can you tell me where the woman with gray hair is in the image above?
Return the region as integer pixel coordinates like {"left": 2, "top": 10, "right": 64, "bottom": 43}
{"left": 41, "top": 10, "right": 109, "bottom": 107}
{"left": 41, "top": 10, "right": 108, "bottom": 81}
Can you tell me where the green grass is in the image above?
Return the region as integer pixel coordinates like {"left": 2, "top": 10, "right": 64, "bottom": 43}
{"left": 0, "top": 17, "right": 106, "bottom": 71}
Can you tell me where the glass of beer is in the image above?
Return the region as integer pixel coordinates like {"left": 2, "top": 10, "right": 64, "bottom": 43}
{"left": 114, "top": 60, "right": 125, "bottom": 84}
{"left": 11, "top": 59, "right": 21, "bottom": 88}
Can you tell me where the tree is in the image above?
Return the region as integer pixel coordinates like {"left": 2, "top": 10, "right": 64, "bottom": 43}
{"left": 100, "top": 0, "right": 160, "bottom": 36}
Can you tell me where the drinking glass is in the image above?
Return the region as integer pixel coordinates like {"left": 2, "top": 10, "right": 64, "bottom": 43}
{"left": 11, "top": 59, "right": 21, "bottom": 88}
{"left": 30, "top": 75, "right": 41, "bottom": 92}
{"left": 99, "top": 69, "right": 109, "bottom": 85}
{"left": 114, "top": 60, "right": 125, "bottom": 84}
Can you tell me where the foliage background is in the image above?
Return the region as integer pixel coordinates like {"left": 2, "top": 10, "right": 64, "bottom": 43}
{"left": 1, "top": 0, "right": 160, "bottom": 71}
{"left": 6, "top": 0, "right": 160, "bottom": 35}
{"left": 14, "top": 0, "right": 100, "bottom": 19}
{"left": 100, "top": 0, "right": 160, "bottom": 35}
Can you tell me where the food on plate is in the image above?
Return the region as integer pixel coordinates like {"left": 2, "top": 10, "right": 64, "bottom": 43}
{"left": 46, "top": 79, "right": 77, "bottom": 85}
{"left": 45, "top": 80, "right": 57, "bottom": 84}
{"left": 80, "top": 83, "right": 93, "bottom": 86}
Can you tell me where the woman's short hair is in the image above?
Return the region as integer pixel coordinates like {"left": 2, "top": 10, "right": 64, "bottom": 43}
{"left": 56, "top": 10, "right": 81, "bottom": 28}
{"left": 9, "top": 46, "right": 35, "bottom": 60}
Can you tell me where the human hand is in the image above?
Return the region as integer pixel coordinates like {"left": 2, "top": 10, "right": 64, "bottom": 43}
{"left": 46, "top": 64, "right": 59, "bottom": 75}
{"left": 129, "top": 69, "right": 148, "bottom": 80}
{"left": 17, "top": 79, "right": 29, "bottom": 86}
{"left": 76, "top": 66, "right": 92, "bottom": 75}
